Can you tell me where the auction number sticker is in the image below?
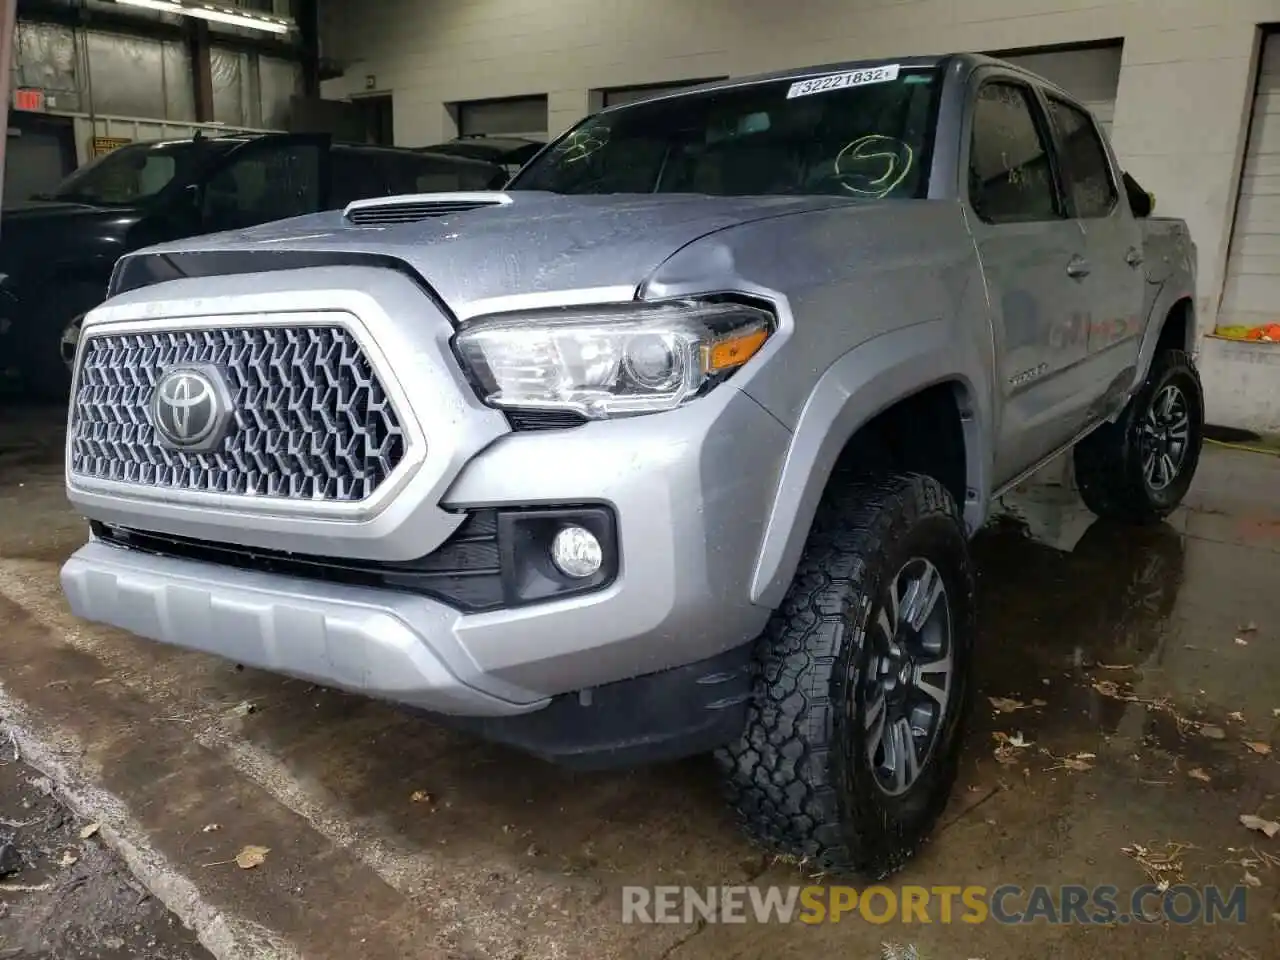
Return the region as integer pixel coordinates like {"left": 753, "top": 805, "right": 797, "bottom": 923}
{"left": 786, "top": 64, "right": 901, "bottom": 99}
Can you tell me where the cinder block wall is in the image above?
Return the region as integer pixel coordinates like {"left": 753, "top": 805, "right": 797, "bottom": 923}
{"left": 321, "top": 0, "right": 1280, "bottom": 338}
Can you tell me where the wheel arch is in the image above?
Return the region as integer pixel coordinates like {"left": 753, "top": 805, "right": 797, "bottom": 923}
{"left": 1132, "top": 293, "right": 1196, "bottom": 393}
{"left": 750, "top": 321, "right": 990, "bottom": 609}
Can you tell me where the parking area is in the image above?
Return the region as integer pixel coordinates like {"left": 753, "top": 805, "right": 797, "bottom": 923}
{"left": 0, "top": 405, "right": 1276, "bottom": 959}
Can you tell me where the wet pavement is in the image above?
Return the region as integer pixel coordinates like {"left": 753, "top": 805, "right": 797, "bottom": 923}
{"left": 0, "top": 402, "right": 1279, "bottom": 959}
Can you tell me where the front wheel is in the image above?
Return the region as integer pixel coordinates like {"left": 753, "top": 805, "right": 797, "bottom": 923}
{"left": 716, "top": 473, "right": 976, "bottom": 879}
{"left": 1073, "top": 349, "right": 1204, "bottom": 524}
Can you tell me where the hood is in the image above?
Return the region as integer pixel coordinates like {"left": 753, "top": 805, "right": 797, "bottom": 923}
{"left": 0, "top": 199, "right": 142, "bottom": 261}
{"left": 116, "top": 192, "right": 856, "bottom": 313}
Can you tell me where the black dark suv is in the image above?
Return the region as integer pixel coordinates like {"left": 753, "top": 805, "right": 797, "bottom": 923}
{"left": 0, "top": 133, "right": 506, "bottom": 400}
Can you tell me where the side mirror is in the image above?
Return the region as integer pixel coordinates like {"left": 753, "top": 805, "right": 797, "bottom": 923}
{"left": 1122, "top": 171, "right": 1153, "bottom": 218}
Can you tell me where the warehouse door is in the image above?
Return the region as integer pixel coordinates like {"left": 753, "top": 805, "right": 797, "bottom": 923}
{"left": 1219, "top": 32, "right": 1280, "bottom": 335}
{"left": 456, "top": 96, "right": 548, "bottom": 141}
{"left": 601, "top": 78, "right": 725, "bottom": 108}
{"left": 1000, "top": 45, "right": 1122, "bottom": 135}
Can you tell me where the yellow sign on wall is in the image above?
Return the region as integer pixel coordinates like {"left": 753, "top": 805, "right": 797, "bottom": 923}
{"left": 89, "top": 136, "right": 132, "bottom": 157}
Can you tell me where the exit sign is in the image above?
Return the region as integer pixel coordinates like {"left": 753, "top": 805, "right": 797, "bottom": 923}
{"left": 14, "top": 88, "right": 45, "bottom": 112}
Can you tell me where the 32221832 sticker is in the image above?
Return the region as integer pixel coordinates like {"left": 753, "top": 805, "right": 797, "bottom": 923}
{"left": 786, "top": 64, "right": 901, "bottom": 100}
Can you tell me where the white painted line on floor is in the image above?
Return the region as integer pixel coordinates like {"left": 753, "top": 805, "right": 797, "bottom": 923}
{"left": 0, "top": 560, "right": 574, "bottom": 960}
{"left": 0, "top": 684, "right": 300, "bottom": 960}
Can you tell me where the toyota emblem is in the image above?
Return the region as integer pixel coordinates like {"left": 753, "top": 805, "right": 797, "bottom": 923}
{"left": 150, "top": 364, "right": 233, "bottom": 452}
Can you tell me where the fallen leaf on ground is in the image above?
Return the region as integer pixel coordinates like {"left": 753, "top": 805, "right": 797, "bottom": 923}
{"left": 992, "top": 731, "right": 1032, "bottom": 764}
{"left": 1122, "top": 841, "right": 1188, "bottom": 885}
{"left": 1273, "top": 708, "right": 1280, "bottom": 719}
{"left": 1060, "top": 757, "right": 1094, "bottom": 772}
{"left": 410, "top": 790, "right": 434, "bottom": 804}
{"left": 58, "top": 851, "right": 77, "bottom": 867}
{"left": 1235, "top": 637, "right": 1249, "bottom": 647}
{"left": 1240, "top": 814, "right": 1280, "bottom": 839}
{"left": 78, "top": 823, "right": 100, "bottom": 840}
{"left": 989, "top": 697, "right": 1032, "bottom": 713}
{"left": 1240, "top": 621, "right": 1259, "bottom": 633}
{"left": 1244, "top": 870, "right": 1262, "bottom": 887}
{"left": 234, "top": 845, "right": 269, "bottom": 869}
{"left": 1246, "top": 742, "right": 1273, "bottom": 756}
{"left": 1229, "top": 711, "right": 1246, "bottom": 723}
{"left": 1200, "top": 725, "right": 1227, "bottom": 740}
{"left": 1188, "top": 768, "right": 1211, "bottom": 783}
{"left": 201, "top": 824, "right": 221, "bottom": 833}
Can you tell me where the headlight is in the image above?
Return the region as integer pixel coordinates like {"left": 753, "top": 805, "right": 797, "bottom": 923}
{"left": 453, "top": 299, "right": 774, "bottom": 419}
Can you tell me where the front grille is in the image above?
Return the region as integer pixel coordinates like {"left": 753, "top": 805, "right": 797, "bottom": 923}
{"left": 91, "top": 512, "right": 505, "bottom": 612}
{"left": 70, "top": 326, "right": 408, "bottom": 503}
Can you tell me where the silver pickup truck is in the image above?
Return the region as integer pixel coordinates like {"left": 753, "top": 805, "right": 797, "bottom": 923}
{"left": 59, "top": 53, "right": 1200, "bottom": 879}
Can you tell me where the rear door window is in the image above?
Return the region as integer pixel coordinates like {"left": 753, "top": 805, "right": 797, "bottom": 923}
{"left": 1045, "top": 97, "right": 1118, "bottom": 218}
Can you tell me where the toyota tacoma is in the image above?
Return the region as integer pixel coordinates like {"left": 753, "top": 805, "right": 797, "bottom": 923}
{"left": 59, "top": 53, "right": 1201, "bottom": 879}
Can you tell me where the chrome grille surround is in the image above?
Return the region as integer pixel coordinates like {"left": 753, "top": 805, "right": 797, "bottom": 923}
{"left": 69, "top": 320, "right": 412, "bottom": 505}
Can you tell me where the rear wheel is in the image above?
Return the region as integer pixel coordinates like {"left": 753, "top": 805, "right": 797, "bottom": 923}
{"left": 716, "top": 473, "right": 976, "bottom": 879}
{"left": 1073, "top": 349, "right": 1204, "bottom": 523}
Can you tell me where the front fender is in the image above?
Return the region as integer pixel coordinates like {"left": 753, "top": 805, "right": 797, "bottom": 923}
{"left": 749, "top": 320, "right": 991, "bottom": 608}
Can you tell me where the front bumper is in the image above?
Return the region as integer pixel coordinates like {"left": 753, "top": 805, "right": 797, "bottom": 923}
{"left": 61, "top": 383, "right": 791, "bottom": 716}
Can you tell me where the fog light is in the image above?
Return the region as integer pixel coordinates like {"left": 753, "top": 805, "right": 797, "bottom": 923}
{"left": 550, "top": 525, "right": 603, "bottom": 578}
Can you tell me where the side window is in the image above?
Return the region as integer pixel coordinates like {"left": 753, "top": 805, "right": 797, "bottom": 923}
{"left": 390, "top": 155, "right": 500, "bottom": 193}
{"left": 1046, "top": 97, "right": 1118, "bottom": 218}
{"left": 330, "top": 150, "right": 389, "bottom": 208}
{"left": 201, "top": 142, "right": 323, "bottom": 231}
{"left": 968, "top": 82, "right": 1062, "bottom": 224}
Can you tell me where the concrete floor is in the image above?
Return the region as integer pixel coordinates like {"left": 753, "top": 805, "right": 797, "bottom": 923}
{"left": 1, "top": 404, "right": 1279, "bottom": 959}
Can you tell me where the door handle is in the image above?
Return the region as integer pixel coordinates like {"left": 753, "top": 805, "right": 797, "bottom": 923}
{"left": 1066, "top": 256, "right": 1091, "bottom": 279}
{"left": 1126, "top": 247, "right": 1144, "bottom": 267}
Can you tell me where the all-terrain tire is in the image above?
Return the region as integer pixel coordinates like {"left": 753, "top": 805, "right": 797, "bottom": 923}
{"left": 715, "top": 473, "right": 976, "bottom": 879}
{"left": 1073, "top": 349, "right": 1204, "bottom": 524}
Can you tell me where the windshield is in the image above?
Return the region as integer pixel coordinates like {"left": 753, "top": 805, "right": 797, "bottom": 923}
{"left": 44, "top": 140, "right": 230, "bottom": 206}
{"left": 510, "top": 64, "right": 942, "bottom": 198}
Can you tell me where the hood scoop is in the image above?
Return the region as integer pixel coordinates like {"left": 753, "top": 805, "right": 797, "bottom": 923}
{"left": 343, "top": 191, "right": 512, "bottom": 226}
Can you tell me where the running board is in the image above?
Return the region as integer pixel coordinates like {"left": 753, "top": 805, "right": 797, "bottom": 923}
{"left": 990, "top": 418, "right": 1109, "bottom": 501}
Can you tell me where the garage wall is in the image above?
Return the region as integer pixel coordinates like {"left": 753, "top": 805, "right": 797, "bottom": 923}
{"left": 999, "top": 45, "right": 1122, "bottom": 133}
{"left": 320, "top": 0, "right": 1274, "bottom": 337}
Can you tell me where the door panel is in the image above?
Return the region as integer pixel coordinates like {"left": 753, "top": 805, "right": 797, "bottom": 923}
{"left": 1045, "top": 95, "right": 1145, "bottom": 409}
{"left": 964, "top": 79, "right": 1093, "bottom": 485}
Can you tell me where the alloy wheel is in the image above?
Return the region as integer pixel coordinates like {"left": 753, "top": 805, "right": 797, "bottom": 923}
{"left": 1139, "top": 384, "right": 1190, "bottom": 492}
{"left": 862, "top": 557, "right": 953, "bottom": 797}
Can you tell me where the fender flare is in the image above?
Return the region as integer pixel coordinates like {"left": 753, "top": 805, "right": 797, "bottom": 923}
{"left": 748, "top": 319, "right": 991, "bottom": 609}
{"left": 1127, "top": 284, "right": 1194, "bottom": 398}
